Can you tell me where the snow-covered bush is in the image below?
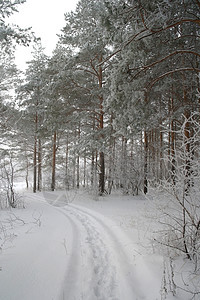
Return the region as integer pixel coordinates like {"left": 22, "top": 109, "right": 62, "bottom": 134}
{"left": 152, "top": 113, "right": 200, "bottom": 298}
{"left": 0, "top": 151, "right": 23, "bottom": 209}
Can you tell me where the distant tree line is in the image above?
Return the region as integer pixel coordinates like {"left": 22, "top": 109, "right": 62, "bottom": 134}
{"left": 0, "top": 0, "right": 199, "bottom": 201}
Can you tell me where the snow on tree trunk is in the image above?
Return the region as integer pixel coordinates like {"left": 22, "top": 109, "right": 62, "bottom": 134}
{"left": 51, "top": 131, "right": 57, "bottom": 192}
{"left": 76, "top": 123, "right": 80, "bottom": 189}
{"left": 37, "top": 138, "right": 42, "bottom": 192}
{"left": 99, "top": 151, "right": 105, "bottom": 195}
{"left": 33, "top": 136, "right": 37, "bottom": 193}
{"left": 143, "top": 130, "right": 148, "bottom": 194}
{"left": 65, "top": 137, "right": 69, "bottom": 190}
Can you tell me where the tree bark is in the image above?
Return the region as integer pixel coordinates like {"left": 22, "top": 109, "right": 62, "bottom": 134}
{"left": 144, "top": 130, "right": 148, "bottom": 194}
{"left": 51, "top": 131, "right": 57, "bottom": 191}
{"left": 37, "top": 138, "right": 42, "bottom": 191}
{"left": 25, "top": 146, "right": 29, "bottom": 189}
{"left": 160, "top": 129, "right": 163, "bottom": 180}
{"left": 184, "top": 109, "right": 191, "bottom": 194}
{"left": 108, "top": 116, "right": 114, "bottom": 194}
{"left": 83, "top": 150, "right": 86, "bottom": 188}
{"left": 77, "top": 155, "right": 80, "bottom": 189}
{"left": 65, "top": 137, "right": 69, "bottom": 190}
{"left": 98, "top": 54, "right": 105, "bottom": 195}
{"left": 33, "top": 111, "right": 38, "bottom": 193}
{"left": 77, "top": 123, "right": 80, "bottom": 188}
{"left": 171, "top": 120, "right": 176, "bottom": 184}
{"left": 99, "top": 151, "right": 105, "bottom": 195}
{"left": 121, "top": 136, "right": 128, "bottom": 194}
{"left": 91, "top": 150, "right": 95, "bottom": 187}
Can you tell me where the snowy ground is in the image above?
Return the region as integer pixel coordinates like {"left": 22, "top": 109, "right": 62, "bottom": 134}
{"left": 0, "top": 188, "right": 190, "bottom": 299}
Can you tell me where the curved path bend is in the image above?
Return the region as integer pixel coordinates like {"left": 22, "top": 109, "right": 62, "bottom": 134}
{"left": 55, "top": 202, "right": 145, "bottom": 300}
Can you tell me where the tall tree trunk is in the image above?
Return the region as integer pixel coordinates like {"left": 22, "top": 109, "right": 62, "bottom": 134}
{"left": 121, "top": 136, "right": 128, "bottom": 194}
{"left": 168, "top": 90, "right": 176, "bottom": 184}
{"left": 144, "top": 130, "right": 148, "bottom": 194}
{"left": 151, "top": 129, "right": 156, "bottom": 180}
{"left": 91, "top": 150, "right": 95, "bottom": 188}
{"left": 25, "top": 146, "right": 29, "bottom": 189}
{"left": 33, "top": 112, "right": 38, "bottom": 193}
{"left": 65, "top": 136, "right": 69, "bottom": 190}
{"left": 98, "top": 54, "right": 105, "bottom": 195}
{"left": 95, "top": 151, "right": 98, "bottom": 193}
{"left": 99, "top": 151, "right": 105, "bottom": 195}
{"left": 108, "top": 143, "right": 114, "bottom": 193}
{"left": 181, "top": 53, "right": 192, "bottom": 194}
{"left": 77, "top": 155, "right": 80, "bottom": 189}
{"left": 184, "top": 108, "right": 191, "bottom": 194}
{"left": 51, "top": 131, "right": 57, "bottom": 191}
{"left": 160, "top": 129, "right": 163, "bottom": 180}
{"left": 72, "top": 155, "right": 76, "bottom": 189}
{"left": 33, "top": 137, "right": 37, "bottom": 193}
{"left": 83, "top": 150, "right": 86, "bottom": 188}
{"left": 72, "top": 130, "right": 76, "bottom": 189}
{"left": 76, "top": 123, "right": 80, "bottom": 189}
{"left": 171, "top": 120, "right": 176, "bottom": 184}
{"left": 37, "top": 138, "right": 42, "bottom": 191}
{"left": 91, "top": 116, "right": 95, "bottom": 188}
{"left": 155, "top": 129, "right": 159, "bottom": 181}
{"left": 181, "top": 54, "right": 192, "bottom": 194}
{"left": 108, "top": 114, "right": 114, "bottom": 194}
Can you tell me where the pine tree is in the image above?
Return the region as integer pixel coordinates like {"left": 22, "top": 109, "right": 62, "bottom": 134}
{"left": 0, "top": 0, "right": 33, "bottom": 50}
{"left": 18, "top": 42, "right": 49, "bottom": 192}
{"left": 104, "top": 0, "right": 200, "bottom": 192}
{"left": 58, "top": 0, "right": 113, "bottom": 194}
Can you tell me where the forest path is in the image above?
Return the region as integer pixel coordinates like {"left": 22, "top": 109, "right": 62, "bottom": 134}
{"left": 43, "top": 191, "right": 146, "bottom": 300}
{"left": 0, "top": 190, "right": 170, "bottom": 300}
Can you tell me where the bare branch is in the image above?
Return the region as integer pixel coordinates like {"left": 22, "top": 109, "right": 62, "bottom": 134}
{"left": 147, "top": 67, "right": 200, "bottom": 93}
{"left": 100, "top": 18, "right": 200, "bottom": 67}
{"left": 130, "top": 50, "right": 200, "bottom": 79}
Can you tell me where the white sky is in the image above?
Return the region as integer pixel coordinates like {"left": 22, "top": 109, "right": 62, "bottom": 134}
{"left": 9, "top": 0, "right": 79, "bottom": 70}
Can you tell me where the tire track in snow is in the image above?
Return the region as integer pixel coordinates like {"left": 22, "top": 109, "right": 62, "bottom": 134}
{"left": 56, "top": 209, "right": 84, "bottom": 300}
{"left": 57, "top": 206, "right": 119, "bottom": 300}
{"left": 25, "top": 192, "right": 156, "bottom": 299}
{"left": 64, "top": 204, "right": 145, "bottom": 300}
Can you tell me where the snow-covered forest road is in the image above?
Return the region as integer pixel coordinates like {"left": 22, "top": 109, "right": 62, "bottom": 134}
{"left": 56, "top": 204, "right": 140, "bottom": 300}
{"left": 0, "top": 190, "right": 168, "bottom": 300}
